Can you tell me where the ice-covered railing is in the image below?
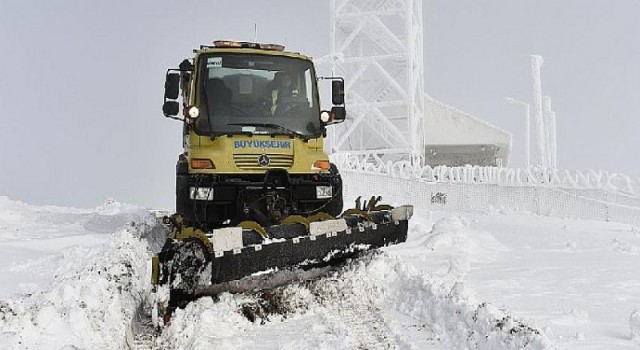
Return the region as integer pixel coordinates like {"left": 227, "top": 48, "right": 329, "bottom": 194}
{"left": 331, "top": 152, "right": 640, "bottom": 197}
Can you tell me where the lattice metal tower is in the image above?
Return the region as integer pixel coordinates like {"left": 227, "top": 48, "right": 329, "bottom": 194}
{"left": 328, "top": 0, "right": 425, "bottom": 158}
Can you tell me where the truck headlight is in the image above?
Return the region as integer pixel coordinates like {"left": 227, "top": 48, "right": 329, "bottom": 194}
{"left": 320, "top": 111, "right": 331, "bottom": 123}
{"left": 190, "top": 187, "right": 214, "bottom": 201}
{"left": 188, "top": 106, "right": 200, "bottom": 119}
{"left": 316, "top": 186, "right": 332, "bottom": 199}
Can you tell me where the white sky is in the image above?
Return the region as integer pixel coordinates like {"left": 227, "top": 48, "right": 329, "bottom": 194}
{"left": 1, "top": 0, "right": 638, "bottom": 209}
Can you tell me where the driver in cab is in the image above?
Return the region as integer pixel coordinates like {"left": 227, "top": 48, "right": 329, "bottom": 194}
{"left": 266, "top": 72, "right": 297, "bottom": 115}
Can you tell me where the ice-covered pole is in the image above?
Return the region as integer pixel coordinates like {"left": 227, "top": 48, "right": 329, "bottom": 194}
{"left": 408, "top": 0, "right": 425, "bottom": 165}
{"left": 531, "top": 55, "right": 547, "bottom": 167}
{"left": 549, "top": 110, "right": 557, "bottom": 168}
{"left": 542, "top": 96, "right": 552, "bottom": 167}
{"left": 326, "top": 0, "right": 338, "bottom": 155}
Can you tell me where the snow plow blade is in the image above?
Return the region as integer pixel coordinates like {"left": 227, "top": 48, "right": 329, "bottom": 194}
{"left": 152, "top": 205, "right": 412, "bottom": 310}
{"left": 200, "top": 214, "right": 408, "bottom": 292}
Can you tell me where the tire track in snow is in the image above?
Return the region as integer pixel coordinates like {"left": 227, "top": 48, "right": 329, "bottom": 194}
{"left": 311, "top": 275, "right": 397, "bottom": 349}
{"left": 125, "top": 216, "right": 173, "bottom": 350}
{"left": 126, "top": 306, "right": 158, "bottom": 350}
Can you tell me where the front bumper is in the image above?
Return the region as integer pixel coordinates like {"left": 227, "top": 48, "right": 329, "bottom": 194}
{"left": 176, "top": 170, "right": 341, "bottom": 227}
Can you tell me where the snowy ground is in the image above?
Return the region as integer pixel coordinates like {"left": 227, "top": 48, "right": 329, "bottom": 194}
{"left": 401, "top": 208, "right": 640, "bottom": 349}
{"left": 0, "top": 195, "right": 639, "bottom": 349}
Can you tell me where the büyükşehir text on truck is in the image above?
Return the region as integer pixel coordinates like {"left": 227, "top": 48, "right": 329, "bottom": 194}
{"left": 150, "top": 40, "right": 413, "bottom": 325}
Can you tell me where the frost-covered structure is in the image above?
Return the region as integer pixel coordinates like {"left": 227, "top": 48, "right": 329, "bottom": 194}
{"left": 531, "top": 55, "right": 547, "bottom": 167}
{"left": 328, "top": 0, "right": 512, "bottom": 167}
{"left": 328, "top": 0, "right": 425, "bottom": 158}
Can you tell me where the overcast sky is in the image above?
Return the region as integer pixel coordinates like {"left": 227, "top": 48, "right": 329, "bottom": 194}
{"left": 1, "top": 0, "right": 638, "bottom": 209}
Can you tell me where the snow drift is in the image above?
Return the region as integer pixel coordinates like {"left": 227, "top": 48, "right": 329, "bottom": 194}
{"left": 0, "top": 198, "right": 166, "bottom": 350}
{"left": 160, "top": 252, "right": 551, "bottom": 350}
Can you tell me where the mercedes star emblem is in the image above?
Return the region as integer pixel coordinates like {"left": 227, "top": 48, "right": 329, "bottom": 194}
{"left": 258, "top": 154, "right": 270, "bottom": 167}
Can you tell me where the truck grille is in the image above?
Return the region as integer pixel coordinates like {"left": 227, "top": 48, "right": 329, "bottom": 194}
{"left": 233, "top": 154, "right": 294, "bottom": 170}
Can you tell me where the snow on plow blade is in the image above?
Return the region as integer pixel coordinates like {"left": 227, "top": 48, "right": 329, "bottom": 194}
{"left": 201, "top": 214, "right": 408, "bottom": 294}
{"left": 153, "top": 205, "right": 413, "bottom": 308}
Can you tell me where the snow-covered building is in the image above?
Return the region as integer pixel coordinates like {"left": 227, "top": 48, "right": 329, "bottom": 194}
{"left": 424, "top": 95, "right": 511, "bottom": 167}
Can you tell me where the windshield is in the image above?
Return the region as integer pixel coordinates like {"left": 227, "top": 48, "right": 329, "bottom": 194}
{"left": 194, "top": 53, "right": 321, "bottom": 139}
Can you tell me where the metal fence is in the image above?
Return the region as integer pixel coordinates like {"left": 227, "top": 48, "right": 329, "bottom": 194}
{"left": 336, "top": 159, "right": 640, "bottom": 227}
{"left": 332, "top": 153, "right": 640, "bottom": 197}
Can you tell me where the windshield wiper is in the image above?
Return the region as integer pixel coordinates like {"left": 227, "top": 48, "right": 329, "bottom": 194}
{"left": 201, "top": 85, "right": 215, "bottom": 139}
{"left": 227, "top": 123, "right": 304, "bottom": 138}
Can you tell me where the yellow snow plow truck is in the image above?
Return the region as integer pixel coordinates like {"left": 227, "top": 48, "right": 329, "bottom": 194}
{"left": 152, "top": 40, "right": 413, "bottom": 320}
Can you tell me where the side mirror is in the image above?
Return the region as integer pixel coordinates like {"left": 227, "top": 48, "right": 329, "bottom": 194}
{"left": 179, "top": 59, "right": 193, "bottom": 71}
{"left": 332, "top": 80, "right": 345, "bottom": 105}
{"left": 163, "top": 101, "right": 180, "bottom": 117}
{"left": 164, "top": 73, "right": 180, "bottom": 100}
{"left": 321, "top": 107, "right": 346, "bottom": 125}
{"left": 331, "top": 106, "right": 346, "bottom": 122}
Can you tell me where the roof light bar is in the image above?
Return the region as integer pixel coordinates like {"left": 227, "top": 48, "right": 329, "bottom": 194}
{"left": 212, "top": 40, "right": 285, "bottom": 51}
{"left": 259, "top": 43, "right": 285, "bottom": 51}
{"left": 213, "top": 40, "right": 242, "bottom": 48}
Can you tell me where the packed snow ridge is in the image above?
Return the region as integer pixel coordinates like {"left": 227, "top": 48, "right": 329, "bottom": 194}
{"left": 0, "top": 198, "right": 166, "bottom": 349}
{"left": 161, "top": 252, "right": 549, "bottom": 349}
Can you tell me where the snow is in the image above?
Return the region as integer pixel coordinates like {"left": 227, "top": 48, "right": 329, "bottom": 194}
{"left": 0, "top": 197, "right": 155, "bottom": 298}
{"left": 160, "top": 253, "right": 548, "bottom": 349}
{"left": 630, "top": 309, "right": 640, "bottom": 344}
{"left": 0, "top": 229, "right": 148, "bottom": 349}
{"left": 399, "top": 210, "right": 640, "bottom": 349}
{"left": 0, "top": 197, "right": 163, "bottom": 350}
{"left": 0, "top": 192, "right": 639, "bottom": 349}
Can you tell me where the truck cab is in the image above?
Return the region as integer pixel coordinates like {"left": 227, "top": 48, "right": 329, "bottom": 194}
{"left": 162, "top": 41, "right": 346, "bottom": 230}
